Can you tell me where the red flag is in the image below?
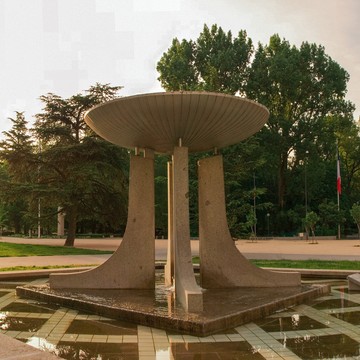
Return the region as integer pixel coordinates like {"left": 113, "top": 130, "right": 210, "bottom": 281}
{"left": 337, "top": 151, "right": 341, "bottom": 195}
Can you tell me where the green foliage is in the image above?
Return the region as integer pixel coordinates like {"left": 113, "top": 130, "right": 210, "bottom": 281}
{"left": 304, "top": 211, "right": 320, "bottom": 242}
{"left": 157, "top": 24, "right": 253, "bottom": 94}
{"left": 317, "top": 200, "right": 345, "bottom": 235}
{"left": 154, "top": 154, "right": 171, "bottom": 236}
{"left": 33, "top": 84, "right": 128, "bottom": 246}
{"left": 157, "top": 23, "right": 357, "bottom": 237}
{"left": 0, "top": 83, "right": 129, "bottom": 246}
{"left": 0, "top": 205, "right": 8, "bottom": 235}
{"left": 337, "top": 123, "right": 360, "bottom": 200}
{"left": 246, "top": 35, "right": 354, "bottom": 209}
{"left": 350, "top": 203, "right": 360, "bottom": 238}
{"left": 0, "top": 112, "right": 35, "bottom": 181}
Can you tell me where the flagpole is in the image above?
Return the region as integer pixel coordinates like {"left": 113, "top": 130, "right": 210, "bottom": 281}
{"left": 337, "top": 190, "right": 340, "bottom": 239}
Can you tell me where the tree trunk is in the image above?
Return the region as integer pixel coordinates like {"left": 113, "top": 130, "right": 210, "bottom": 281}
{"left": 64, "top": 205, "right": 77, "bottom": 247}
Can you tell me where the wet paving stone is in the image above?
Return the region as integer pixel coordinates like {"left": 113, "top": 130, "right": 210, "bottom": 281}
{"left": 65, "top": 319, "right": 137, "bottom": 336}
{"left": 2, "top": 278, "right": 360, "bottom": 359}
{"left": 330, "top": 310, "right": 360, "bottom": 325}
{"left": 54, "top": 341, "right": 139, "bottom": 360}
{"left": 0, "top": 282, "right": 27, "bottom": 289}
{"left": 0, "top": 301, "right": 58, "bottom": 313}
{"left": 312, "top": 297, "right": 360, "bottom": 309}
{"left": 254, "top": 314, "right": 327, "bottom": 332}
{"left": 171, "top": 341, "right": 265, "bottom": 359}
{"left": 0, "top": 291, "right": 10, "bottom": 298}
{"left": 280, "top": 334, "right": 360, "bottom": 359}
{"left": 0, "top": 315, "right": 48, "bottom": 332}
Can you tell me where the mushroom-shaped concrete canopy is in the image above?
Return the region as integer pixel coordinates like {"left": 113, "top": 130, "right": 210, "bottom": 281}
{"left": 84, "top": 91, "right": 269, "bottom": 154}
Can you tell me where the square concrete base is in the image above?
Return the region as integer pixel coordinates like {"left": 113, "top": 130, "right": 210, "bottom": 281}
{"left": 16, "top": 277, "right": 329, "bottom": 337}
{"left": 348, "top": 273, "right": 360, "bottom": 291}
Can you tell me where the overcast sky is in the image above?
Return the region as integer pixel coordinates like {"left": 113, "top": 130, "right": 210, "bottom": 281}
{"left": 0, "top": 0, "right": 359, "bottom": 136}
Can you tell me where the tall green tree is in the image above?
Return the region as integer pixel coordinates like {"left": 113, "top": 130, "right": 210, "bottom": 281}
{"left": 0, "top": 84, "right": 129, "bottom": 246}
{"left": 0, "top": 112, "right": 35, "bottom": 180}
{"left": 157, "top": 24, "right": 356, "bottom": 236}
{"left": 0, "top": 112, "right": 37, "bottom": 233}
{"left": 157, "top": 24, "right": 253, "bottom": 94}
{"left": 157, "top": 24, "right": 264, "bottom": 236}
{"left": 246, "top": 35, "right": 354, "bottom": 209}
{"left": 33, "top": 83, "right": 128, "bottom": 246}
{"left": 337, "top": 123, "right": 360, "bottom": 201}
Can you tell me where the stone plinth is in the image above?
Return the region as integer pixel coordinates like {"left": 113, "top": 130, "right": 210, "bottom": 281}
{"left": 17, "top": 276, "right": 329, "bottom": 337}
{"left": 348, "top": 273, "right": 360, "bottom": 291}
{"left": 50, "top": 152, "right": 155, "bottom": 289}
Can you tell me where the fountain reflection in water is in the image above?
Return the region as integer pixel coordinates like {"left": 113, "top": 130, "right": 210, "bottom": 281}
{"left": 16, "top": 270, "right": 329, "bottom": 337}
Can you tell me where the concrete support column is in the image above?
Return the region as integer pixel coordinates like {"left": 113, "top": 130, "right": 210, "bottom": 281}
{"left": 172, "top": 146, "right": 203, "bottom": 312}
{"left": 198, "top": 154, "right": 300, "bottom": 288}
{"left": 50, "top": 150, "right": 155, "bottom": 289}
{"left": 165, "top": 161, "right": 174, "bottom": 286}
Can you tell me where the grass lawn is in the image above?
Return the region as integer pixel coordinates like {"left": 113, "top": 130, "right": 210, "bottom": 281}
{"left": 0, "top": 265, "right": 95, "bottom": 272}
{"left": 1, "top": 243, "right": 360, "bottom": 272}
{"left": 0, "top": 242, "right": 113, "bottom": 257}
{"left": 251, "top": 259, "right": 360, "bottom": 270}
{"left": 192, "top": 256, "right": 360, "bottom": 270}
{"left": 2, "top": 259, "right": 359, "bottom": 272}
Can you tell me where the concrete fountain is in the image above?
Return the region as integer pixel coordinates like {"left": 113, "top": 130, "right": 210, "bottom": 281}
{"left": 17, "top": 92, "right": 329, "bottom": 336}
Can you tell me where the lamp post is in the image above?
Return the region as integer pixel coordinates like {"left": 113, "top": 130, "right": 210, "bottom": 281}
{"left": 305, "top": 150, "right": 309, "bottom": 216}
{"left": 266, "top": 213, "right": 270, "bottom": 237}
{"left": 37, "top": 139, "right": 41, "bottom": 239}
{"left": 253, "top": 173, "right": 257, "bottom": 239}
{"left": 304, "top": 150, "right": 309, "bottom": 240}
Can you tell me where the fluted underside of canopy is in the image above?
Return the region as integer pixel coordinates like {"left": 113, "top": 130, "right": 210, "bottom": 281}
{"left": 84, "top": 92, "right": 269, "bottom": 154}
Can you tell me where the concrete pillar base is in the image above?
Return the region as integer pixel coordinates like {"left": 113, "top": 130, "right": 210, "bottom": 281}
{"left": 50, "top": 153, "right": 155, "bottom": 289}
{"left": 198, "top": 155, "right": 301, "bottom": 288}
{"left": 172, "top": 146, "right": 203, "bottom": 312}
{"left": 165, "top": 161, "right": 174, "bottom": 287}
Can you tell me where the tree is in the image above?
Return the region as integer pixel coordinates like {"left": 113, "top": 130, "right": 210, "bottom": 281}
{"left": 304, "top": 211, "right": 320, "bottom": 244}
{"left": 157, "top": 24, "right": 253, "bottom": 94}
{"left": 222, "top": 138, "right": 272, "bottom": 237}
{"left": 337, "top": 123, "right": 360, "bottom": 201}
{"left": 350, "top": 203, "right": 360, "bottom": 239}
{"left": 0, "top": 113, "right": 37, "bottom": 234}
{"left": 0, "top": 84, "right": 129, "bottom": 246}
{"left": 157, "top": 24, "right": 265, "bottom": 236}
{"left": 154, "top": 154, "right": 171, "bottom": 237}
{"left": 0, "top": 112, "right": 35, "bottom": 180}
{"left": 318, "top": 200, "right": 345, "bottom": 236}
{"left": 0, "top": 204, "right": 8, "bottom": 235}
{"left": 33, "top": 83, "right": 128, "bottom": 246}
{"left": 246, "top": 35, "right": 355, "bottom": 209}
{"left": 157, "top": 24, "right": 356, "bottom": 236}
{"left": 245, "top": 210, "right": 257, "bottom": 240}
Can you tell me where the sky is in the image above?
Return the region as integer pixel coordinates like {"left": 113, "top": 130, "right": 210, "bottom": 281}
{"left": 0, "top": 0, "right": 359, "bottom": 136}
